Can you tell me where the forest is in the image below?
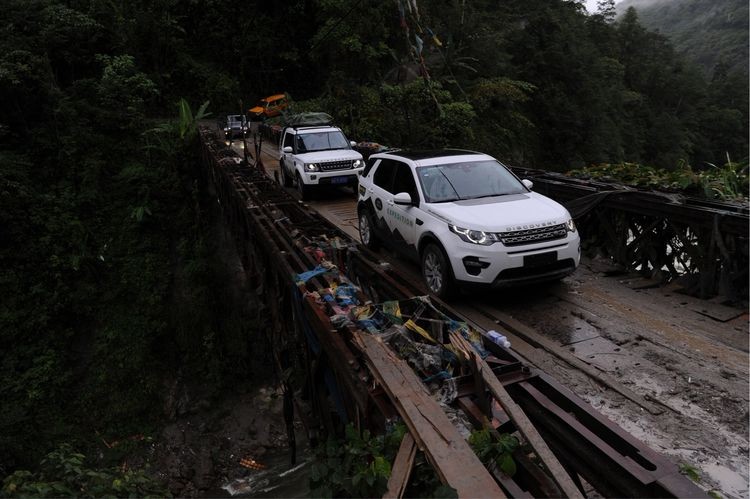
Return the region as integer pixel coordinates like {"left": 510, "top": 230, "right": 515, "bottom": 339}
{"left": 0, "top": 0, "right": 747, "bottom": 495}
{"left": 618, "top": 0, "right": 749, "bottom": 75}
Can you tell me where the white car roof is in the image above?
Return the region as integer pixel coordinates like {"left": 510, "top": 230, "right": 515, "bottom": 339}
{"left": 289, "top": 126, "right": 342, "bottom": 134}
{"left": 375, "top": 150, "right": 496, "bottom": 168}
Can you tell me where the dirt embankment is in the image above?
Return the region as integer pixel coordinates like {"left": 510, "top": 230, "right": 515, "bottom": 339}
{"left": 146, "top": 383, "right": 303, "bottom": 498}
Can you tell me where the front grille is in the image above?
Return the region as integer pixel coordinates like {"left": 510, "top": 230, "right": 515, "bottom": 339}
{"left": 497, "top": 223, "right": 567, "bottom": 246}
{"left": 319, "top": 160, "right": 353, "bottom": 171}
{"left": 495, "top": 258, "right": 576, "bottom": 281}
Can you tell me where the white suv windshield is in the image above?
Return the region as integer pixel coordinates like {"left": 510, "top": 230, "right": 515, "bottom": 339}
{"left": 296, "top": 131, "right": 349, "bottom": 152}
{"left": 417, "top": 160, "right": 525, "bottom": 203}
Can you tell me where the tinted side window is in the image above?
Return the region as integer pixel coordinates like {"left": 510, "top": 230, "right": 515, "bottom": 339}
{"left": 373, "top": 159, "right": 397, "bottom": 191}
{"left": 362, "top": 158, "right": 378, "bottom": 178}
{"left": 392, "top": 163, "right": 419, "bottom": 202}
{"left": 282, "top": 132, "right": 294, "bottom": 149}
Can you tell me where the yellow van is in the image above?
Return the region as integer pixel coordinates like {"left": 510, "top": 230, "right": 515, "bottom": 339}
{"left": 248, "top": 94, "right": 289, "bottom": 120}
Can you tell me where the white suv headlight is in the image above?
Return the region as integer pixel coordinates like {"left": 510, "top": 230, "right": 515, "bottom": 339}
{"left": 566, "top": 218, "right": 577, "bottom": 232}
{"left": 305, "top": 163, "right": 319, "bottom": 172}
{"left": 449, "top": 225, "right": 497, "bottom": 246}
{"left": 353, "top": 159, "right": 364, "bottom": 168}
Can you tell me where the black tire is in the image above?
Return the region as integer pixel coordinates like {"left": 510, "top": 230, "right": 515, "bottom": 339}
{"left": 280, "top": 160, "right": 292, "bottom": 187}
{"left": 358, "top": 209, "right": 380, "bottom": 250}
{"left": 296, "top": 173, "right": 311, "bottom": 200}
{"left": 421, "top": 243, "right": 455, "bottom": 298}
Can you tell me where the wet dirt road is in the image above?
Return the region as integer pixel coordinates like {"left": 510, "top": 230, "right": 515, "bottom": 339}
{"left": 232, "top": 135, "right": 750, "bottom": 498}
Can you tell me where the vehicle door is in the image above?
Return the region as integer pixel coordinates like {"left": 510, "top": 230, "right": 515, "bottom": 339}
{"left": 368, "top": 159, "right": 396, "bottom": 240}
{"left": 385, "top": 161, "right": 420, "bottom": 259}
{"left": 280, "top": 130, "right": 295, "bottom": 175}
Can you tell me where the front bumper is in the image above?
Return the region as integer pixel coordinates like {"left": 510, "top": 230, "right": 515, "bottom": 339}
{"left": 446, "top": 232, "right": 581, "bottom": 287}
{"left": 224, "top": 129, "right": 245, "bottom": 139}
{"left": 300, "top": 170, "right": 363, "bottom": 186}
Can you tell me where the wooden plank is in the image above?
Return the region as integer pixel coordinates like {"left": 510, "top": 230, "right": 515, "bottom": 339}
{"left": 455, "top": 337, "right": 584, "bottom": 499}
{"left": 354, "top": 332, "right": 505, "bottom": 498}
{"left": 689, "top": 301, "right": 745, "bottom": 322}
{"left": 384, "top": 433, "right": 416, "bottom": 499}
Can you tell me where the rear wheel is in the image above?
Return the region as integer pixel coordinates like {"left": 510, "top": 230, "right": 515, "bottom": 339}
{"left": 421, "top": 243, "right": 455, "bottom": 298}
{"left": 296, "top": 173, "right": 311, "bottom": 200}
{"left": 280, "top": 160, "right": 292, "bottom": 187}
{"left": 358, "top": 210, "right": 380, "bottom": 250}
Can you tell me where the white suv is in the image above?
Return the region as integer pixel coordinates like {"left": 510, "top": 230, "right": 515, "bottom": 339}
{"left": 357, "top": 149, "right": 580, "bottom": 297}
{"left": 279, "top": 125, "right": 365, "bottom": 199}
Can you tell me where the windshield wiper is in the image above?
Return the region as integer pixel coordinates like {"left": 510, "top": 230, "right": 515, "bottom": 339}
{"left": 464, "top": 193, "right": 501, "bottom": 200}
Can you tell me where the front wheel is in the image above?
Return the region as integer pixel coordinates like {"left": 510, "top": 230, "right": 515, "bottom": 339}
{"left": 421, "top": 243, "right": 455, "bottom": 298}
{"left": 280, "top": 160, "right": 292, "bottom": 187}
{"left": 358, "top": 210, "right": 380, "bottom": 250}
{"left": 296, "top": 173, "right": 311, "bottom": 200}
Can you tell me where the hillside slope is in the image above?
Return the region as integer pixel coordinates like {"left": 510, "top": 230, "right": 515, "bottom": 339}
{"left": 617, "top": 0, "right": 749, "bottom": 75}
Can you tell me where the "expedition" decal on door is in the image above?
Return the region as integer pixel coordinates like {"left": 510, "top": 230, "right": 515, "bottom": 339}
{"left": 387, "top": 207, "right": 414, "bottom": 228}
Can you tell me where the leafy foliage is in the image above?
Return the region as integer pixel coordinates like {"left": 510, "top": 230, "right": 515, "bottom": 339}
{"left": 468, "top": 428, "right": 520, "bottom": 477}
{"left": 310, "top": 424, "right": 401, "bottom": 497}
{"left": 310, "top": 423, "right": 456, "bottom": 498}
{"left": 568, "top": 160, "right": 749, "bottom": 200}
{"left": 2, "top": 444, "right": 168, "bottom": 498}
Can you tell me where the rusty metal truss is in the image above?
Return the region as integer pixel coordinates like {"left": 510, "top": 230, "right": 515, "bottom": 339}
{"left": 510, "top": 167, "right": 749, "bottom": 302}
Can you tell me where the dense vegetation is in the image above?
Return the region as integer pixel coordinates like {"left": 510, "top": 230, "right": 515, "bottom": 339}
{"left": 0, "top": 0, "right": 746, "bottom": 493}
{"left": 618, "top": 0, "right": 749, "bottom": 76}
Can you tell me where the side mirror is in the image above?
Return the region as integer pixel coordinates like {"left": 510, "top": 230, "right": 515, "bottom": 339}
{"left": 522, "top": 179, "right": 533, "bottom": 190}
{"left": 394, "top": 192, "right": 414, "bottom": 206}
{"left": 283, "top": 146, "right": 293, "bottom": 153}
{"left": 350, "top": 141, "right": 357, "bottom": 147}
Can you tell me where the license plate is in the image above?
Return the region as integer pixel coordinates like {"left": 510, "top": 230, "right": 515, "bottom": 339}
{"left": 524, "top": 251, "right": 557, "bottom": 268}
{"left": 331, "top": 176, "right": 349, "bottom": 185}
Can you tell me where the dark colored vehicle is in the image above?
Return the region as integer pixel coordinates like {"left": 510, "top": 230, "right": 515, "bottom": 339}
{"left": 220, "top": 114, "right": 247, "bottom": 140}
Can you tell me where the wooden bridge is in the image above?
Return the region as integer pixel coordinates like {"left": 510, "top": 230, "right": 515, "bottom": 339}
{"left": 197, "top": 126, "right": 746, "bottom": 497}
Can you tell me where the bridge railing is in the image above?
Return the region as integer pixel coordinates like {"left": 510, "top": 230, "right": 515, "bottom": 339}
{"left": 511, "top": 167, "right": 749, "bottom": 302}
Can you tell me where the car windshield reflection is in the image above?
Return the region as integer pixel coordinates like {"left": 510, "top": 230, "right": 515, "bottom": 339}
{"left": 296, "top": 132, "right": 350, "bottom": 153}
{"left": 417, "top": 160, "right": 526, "bottom": 203}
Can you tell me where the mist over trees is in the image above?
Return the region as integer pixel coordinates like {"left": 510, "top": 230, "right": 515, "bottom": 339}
{"left": 617, "top": 0, "right": 749, "bottom": 76}
{"left": 0, "top": 0, "right": 746, "bottom": 490}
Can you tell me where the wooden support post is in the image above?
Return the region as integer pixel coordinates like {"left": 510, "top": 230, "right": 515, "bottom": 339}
{"left": 384, "top": 433, "right": 417, "bottom": 499}
{"left": 470, "top": 352, "right": 491, "bottom": 418}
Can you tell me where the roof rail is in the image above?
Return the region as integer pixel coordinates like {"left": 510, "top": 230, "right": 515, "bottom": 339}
{"left": 282, "top": 112, "right": 334, "bottom": 128}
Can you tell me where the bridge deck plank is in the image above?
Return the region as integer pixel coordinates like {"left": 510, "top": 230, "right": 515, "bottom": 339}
{"left": 354, "top": 331, "right": 505, "bottom": 498}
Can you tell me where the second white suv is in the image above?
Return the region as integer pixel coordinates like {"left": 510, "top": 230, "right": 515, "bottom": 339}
{"left": 279, "top": 124, "right": 365, "bottom": 199}
{"left": 357, "top": 149, "right": 580, "bottom": 297}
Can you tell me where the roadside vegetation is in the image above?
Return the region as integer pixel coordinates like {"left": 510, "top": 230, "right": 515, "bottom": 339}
{"left": 0, "top": 0, "right": 746, "bottom": 494}
{"left": 568, "top": 160, "right": 749, "bottom": 201}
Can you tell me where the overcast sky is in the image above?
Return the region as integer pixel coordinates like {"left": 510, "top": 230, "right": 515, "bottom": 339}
{"left": 584, "top": 0, "right": 623, "bottom": 13}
